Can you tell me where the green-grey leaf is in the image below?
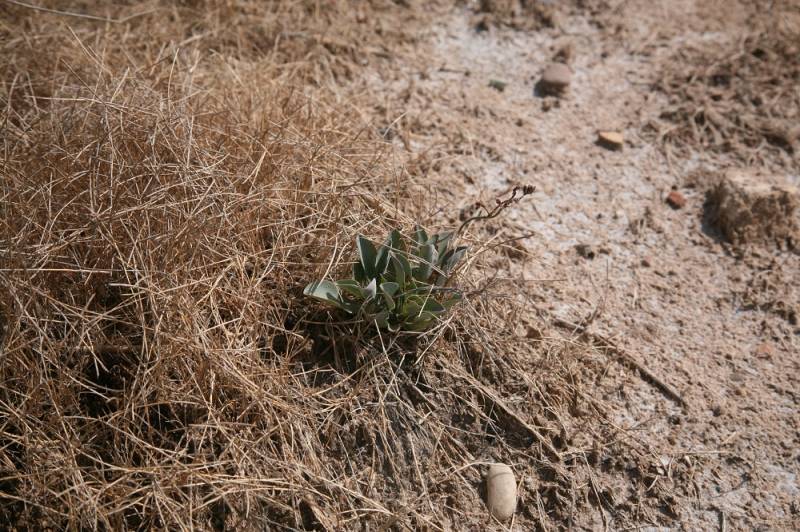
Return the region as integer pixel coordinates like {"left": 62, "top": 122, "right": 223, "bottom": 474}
{"left": 304, "top": 279, "right": 338, "bottom": 300}
{"left": 441, "top": 291, "right": 462, "bottom": 309}
{"left": 381, "top": 291, "right": 395, "bottom": 310}
{"left": 433, "top": 231, "right": 453, "bottom": 256}
{"left": 381, "top": 282, "right": 399, "bottom": 297}
{"left": 445, "top": 246, "right": 467, "bottom": 272}
{"left": 390, "top": 254, "right": 406, "bottom": 287}
{"left": 413, "top": 244, "right": 437, "bottom": 281}
{"left": 304, "top": 280, "right": 355, "bottom": 313}
{"left": 380, "top": 281, "right": 398, "bottom": 310}
{"left": 422, "top": 298, "right": 445, "bottom": 314}
{"left": 364, "top": 278, "right": 378, "bottom": 299}
{"left": 403, "top": 312, "right": 436, "bottom": 331}
{"left": 363, "top": 298, "right": 381, "bottom": 315}
{"left": 357, "top": 235, "right": 378, "bottom": 278}
{"left": 375, "top": 244, "right": 390, "bottom": 275}
{"left": 386, "top": 229, "right": 404, "bottom": 252}
{"left": 413, "top": 226, "right": 429, "bottom": 246}
{"left": 353, "top": 262, "right": 366, "bottom": 284}
{"left": 372, "top": 311, "right": 390, "bottom": 329}
{"left": 402, "top": 300, "right": 422, "bottom": 318}
{"left": 336, "top": 279, "right": 364, "bottom": 298}
{"left": 396, "top": 252, "right": 413, "bottom": 280}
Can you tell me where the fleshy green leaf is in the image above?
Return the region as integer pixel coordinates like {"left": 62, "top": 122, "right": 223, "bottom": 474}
{"left": 441, "top": 291, "right": 462, "bottom": 309}
{"left": 357, "top": 235, "right": 378, "bottom": 278}
{"left": 402, "top": 300, "right": 422, "bottom": 318}
{"left": 422, "top": 298, "right": 445, "bottom": 314}
{"left": 353, "top": 262, "right": 366, "bottom": 284}
{"left": 413, "top": 244, "right": 437, "bottom": 281}
{"left": 375, "top": 245, "right": 390, "bottom": 275}
{"left": 372, "top": 311, "right": 390, "bottom": 329}
{"left": 386, "top": 229, "right": 404, "bottom": 252}
{"left": 433, "top": 231, "right": 453, "bottom": 256}
{"left": 363, "top": 278, "right": 378, "bottom": 299}
{"left": 303, "top": 280, "right": 355, "bottom": 313}
{"left": 441, "top": 246, "right": 467, "bottom": 273}
{"left": 363, "top": 298, "right": 380, "bottom": 315}
{"left": 390, "top": 254, "right": 406, "bottom": 286}
{"left": 396, "top": 253, "right": 413, "bottom": 280}
{"left": 381, "top": 282, "right": 399, "bottom": 296}
{"left": 336, "top": 279, "right": 364, "bottom": 298}
{"left": 381, "top": 290, "right": 395, "bottom": 310}
{"left": 404, "top": 312, "right": 436, "bottom": 331}
{"left": 413, "top": 225, "right": 429, "bottom": 246}
{"left": 376, "top": 281, "right": 398, "bottom": 311}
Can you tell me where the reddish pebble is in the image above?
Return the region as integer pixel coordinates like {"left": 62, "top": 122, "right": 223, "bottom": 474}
{"left": 666, "top": 190, "right": 686, "bottom": 209}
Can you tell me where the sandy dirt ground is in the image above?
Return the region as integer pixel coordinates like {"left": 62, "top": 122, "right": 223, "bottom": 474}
{"left": 350, "top": 0, "right": 799, "bottom": 529}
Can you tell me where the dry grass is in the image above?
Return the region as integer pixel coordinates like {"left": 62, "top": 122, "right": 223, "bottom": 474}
{"left": 651, "top": 3, "right": 800, "bottom": 168}
{"left": 0, "top": 2, "right": 433, "bottom": 529}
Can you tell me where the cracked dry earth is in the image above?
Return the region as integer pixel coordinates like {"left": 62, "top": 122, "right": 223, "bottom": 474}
{"left": 355, "top": 1, "right": 799, "bottom": 529}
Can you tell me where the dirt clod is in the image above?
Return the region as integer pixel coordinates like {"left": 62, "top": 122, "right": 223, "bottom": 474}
{"left": 539, "top": 62, "right": 572, "bottom": 94}
{"left": 705, "top": 170, "right": 799, "bottom": 248}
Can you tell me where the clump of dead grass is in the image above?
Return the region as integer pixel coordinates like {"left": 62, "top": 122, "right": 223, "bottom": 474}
{"left": 0, "top": 2, "right": 433, "bottom": 529}
{"left": 1, "top": 0, "right": 426, "bottom": 86}
{"left": 651, "top": 12, "right": 800, "bottom": 167}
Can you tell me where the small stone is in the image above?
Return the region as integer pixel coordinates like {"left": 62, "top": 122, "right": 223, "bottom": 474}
{"left": 666, "top": 190, "right": 686, "bottom": 209}
{"left": 597, "top": 131, "right": 624, "bottom": 150}
{"left": 486, "top": 463, "right": 516, "bottom": 521}
{"left": 540, "top": 62, "right": 572, "bottom": 94}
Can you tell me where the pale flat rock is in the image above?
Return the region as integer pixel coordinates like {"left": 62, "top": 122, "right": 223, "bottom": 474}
{"left": 597, "top": 130, "right": 624, "bottom": 150}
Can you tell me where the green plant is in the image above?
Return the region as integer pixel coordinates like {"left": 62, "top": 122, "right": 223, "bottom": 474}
{"left": 304, "top": 227, "right": 467, "bottom": 331}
